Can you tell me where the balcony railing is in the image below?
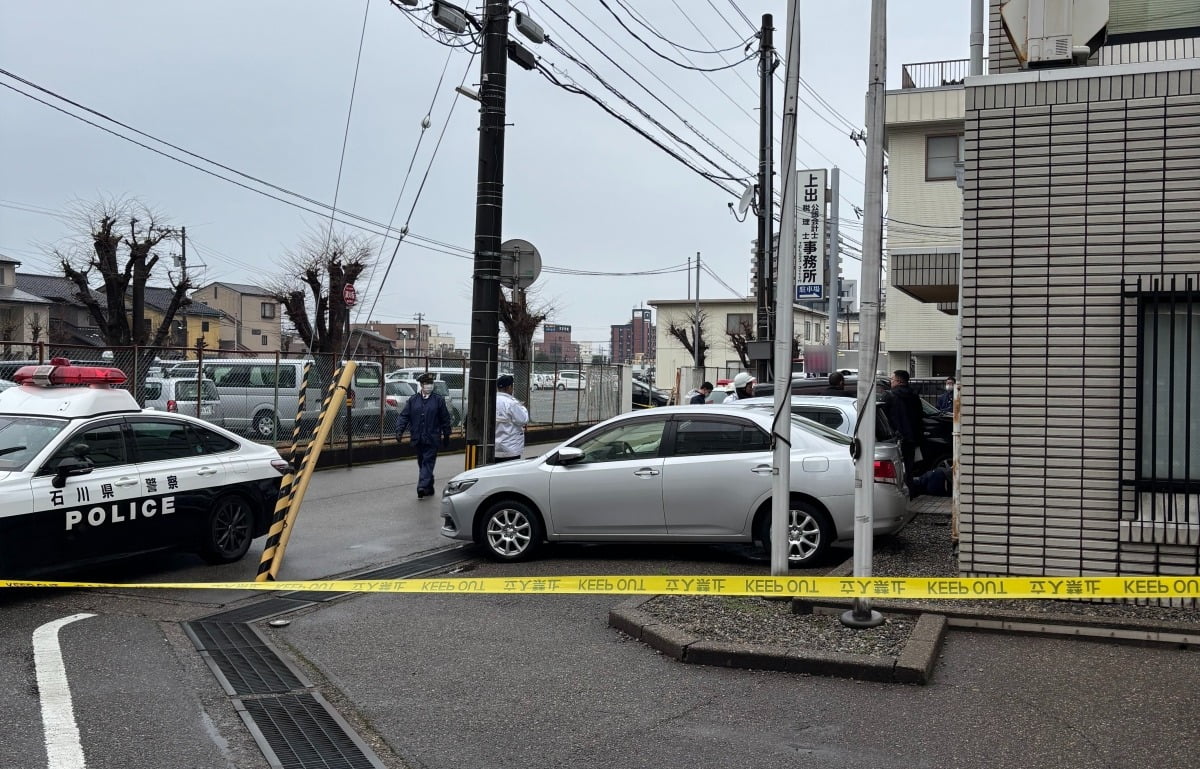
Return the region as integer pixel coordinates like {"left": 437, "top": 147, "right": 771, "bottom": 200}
{"left": 900, "top": 59, "right": 980, "bottom": 89}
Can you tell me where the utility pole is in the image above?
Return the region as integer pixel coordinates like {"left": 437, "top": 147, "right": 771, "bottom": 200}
{"left": 770, "top": 0, "right": 801, "bottom": 577}
{"left": 827, "top": 168, "right": 840, "bottom": 370}
{"left": 842, "top": 0, "right": 887, "bottom": 629}
{"left": 413, "top": 312, "right": 425, "bottom": 358}
{"left": 464, "top": 0, "right": 509, "bottom": 469}
{"left": 693, "top": 253, "right": 702, "bottom": 386}
{"left": 754, "top": 13, "right": 776, "bottom": 385}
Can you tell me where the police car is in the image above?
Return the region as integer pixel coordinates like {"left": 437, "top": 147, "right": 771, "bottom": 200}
{"left": 0, "top": 359, "right": 288, "bottom": 576}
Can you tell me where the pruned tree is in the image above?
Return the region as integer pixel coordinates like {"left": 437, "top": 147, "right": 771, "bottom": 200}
{"left": 667, "top": 310, "right": 709, "bottom": 369}
{"left": 499, "top": 286, "right": 553, "bottom": 401}
{"left": 55, "top": 199, "right": 191, "bottom": 349}
{"left": 269, "top": 229, "right": 374, "bottom": 357}
{"left": 727, "top": 316, "right": 754, "bottom": 369}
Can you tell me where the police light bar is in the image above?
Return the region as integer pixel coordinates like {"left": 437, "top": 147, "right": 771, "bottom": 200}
{"left": 13, "top": 357, "right": 128, "bottom": 387}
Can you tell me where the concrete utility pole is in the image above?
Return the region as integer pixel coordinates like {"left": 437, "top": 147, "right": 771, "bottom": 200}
{"left": 464, "top": 0, "right": 509, "bottom": 469}
{"left": 693, "top": 252, "right": 702, "bottom": 386}
{"left": 842, "top": 0, "right": 887, "bottom": 629}
{"left": 828, "top": 168, "right": 841, "bottom": 370}
{"left": 754, "top": 13, "right": 776, "bottom": 385}
{"left": 770, "top": 0, "right": 801, "bottom": 577}
{"left": 413, "top": 312, "right": 425, "bottom": 358}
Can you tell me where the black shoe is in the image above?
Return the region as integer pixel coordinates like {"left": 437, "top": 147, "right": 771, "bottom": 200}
{"left": 417, "top": 488, "right": 428, "bottom": 499}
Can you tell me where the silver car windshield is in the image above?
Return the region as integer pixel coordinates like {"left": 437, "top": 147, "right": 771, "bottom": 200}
{"left": 0, "top": 415, "right": 69, "bottom": 471}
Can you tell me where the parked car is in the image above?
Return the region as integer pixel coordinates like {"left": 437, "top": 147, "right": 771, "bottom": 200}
{"left": 752, "top": 375, "right": 889, "bottom": 399}
{"left": 732, "top": 395, "right": 908, "bottom": 485}
{"left": 532, "top": 373, "right": 556, "bottom": 390}
{"left": 0, "top": 378, "right": 15, "bottom": 392}
{"left": 0, "top": 359, "right": 288, "bottom": 575}
{"left": 917, "top": 398, "right": 953, "bottom": 472}
{"left": 384, "top": 376, "right": 461, "bottom": 427}
{"left": 632, "top": 379, "right": 670, "bottom": 408}
{"left": 165, "top": 358, "right": 394, "bottom": 439}
{"left": 554, "top": 370, "right": 587, "bottom": 390}
{"left": 143, "top": 376, "right": 226, "bottom": 428}
{"left": 439, "top": 405, "right": 913, "bottom": 566}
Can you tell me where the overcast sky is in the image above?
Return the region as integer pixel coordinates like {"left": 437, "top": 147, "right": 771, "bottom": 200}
{"left": 0, "top": 0, "right": 973, "bottom": 348}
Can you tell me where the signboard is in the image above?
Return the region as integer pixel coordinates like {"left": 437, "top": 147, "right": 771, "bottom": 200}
{"left": 500, "top": 238, "right": 543, "bottom": 289}
{"left": 795, "top": 169, "right": 826, "bottom": 302}
{"left": 342, "top": 283, "right": 358, "bottom": 307}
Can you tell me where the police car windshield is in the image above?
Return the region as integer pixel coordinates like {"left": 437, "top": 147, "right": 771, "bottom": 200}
{"left": 0, "top": 415, "right": 68, "bottom": 471}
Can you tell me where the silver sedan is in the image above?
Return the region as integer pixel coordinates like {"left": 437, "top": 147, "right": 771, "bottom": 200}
{"left": 439, "top": 405, "right": 913, "bottom": 567}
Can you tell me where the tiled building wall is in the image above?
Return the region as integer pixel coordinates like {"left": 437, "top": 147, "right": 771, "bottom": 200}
{"left": 961, "top": 65, "right": 1200, "bottom": 580}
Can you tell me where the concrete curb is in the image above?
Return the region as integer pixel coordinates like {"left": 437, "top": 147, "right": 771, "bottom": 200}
{"left": 609, "top": 596, "right": 947, "bottom": 685}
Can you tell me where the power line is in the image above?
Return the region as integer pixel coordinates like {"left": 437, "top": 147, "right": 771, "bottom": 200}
{"left": 326, "top": 0, "right": 373, "bottom": 249}
{"left": 596, "top": 0, "right": 756, "bottom": 71}
{"left": 611, "top": 0, "right": 753, "bottom": 55}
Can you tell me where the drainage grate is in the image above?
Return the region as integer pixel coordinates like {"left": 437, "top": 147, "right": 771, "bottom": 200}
{"left": 186, "top": 621, "right": 269, "bottom": 652}
{"left": 280, "top": 545, "right": 474, "bottom": 602}
{"left": 202, "top": 597, "right": 312, "bottom": 624}
{"left": 205, "top": 644, "right": 309, "bottom": 695}
{"left": 237, "top": 692, "right": 386, "bottom": 769}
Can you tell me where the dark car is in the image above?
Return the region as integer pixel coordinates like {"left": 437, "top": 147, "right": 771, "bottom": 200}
{"left": 753, "top": 375, "right": 889, "bottom": 399}
{"left": 632, "top": 379, "right": 671, "bottom": 408}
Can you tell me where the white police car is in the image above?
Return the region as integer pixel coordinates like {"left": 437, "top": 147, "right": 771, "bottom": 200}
{"left": 0, "top": 359, "right": 288, "bottom": 576}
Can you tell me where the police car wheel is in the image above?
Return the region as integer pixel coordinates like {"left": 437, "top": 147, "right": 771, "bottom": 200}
{"left": 200, "top": 494, "right": 254, "bottom": 564}
{"left": 251, "top": 410, "right": 278, "bottom": 439}
{"left": 477, "top": 500, "right": 543, "bottom": 562}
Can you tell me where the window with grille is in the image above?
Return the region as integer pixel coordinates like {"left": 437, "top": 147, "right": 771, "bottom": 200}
{"left": 926, "top": 134, "right": 962, "bottom": 181}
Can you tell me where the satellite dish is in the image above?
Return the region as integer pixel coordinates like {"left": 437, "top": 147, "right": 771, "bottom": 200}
{"left": 737, "top": 184, "right": 755, "bottom": 215}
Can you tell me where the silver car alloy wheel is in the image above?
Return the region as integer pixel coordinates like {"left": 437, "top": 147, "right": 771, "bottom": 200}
{"left": 485, "top": 506, "right": 532, "bottom": 557}
{"left": 787, "top": 507, "right": 822, "bottom": 563}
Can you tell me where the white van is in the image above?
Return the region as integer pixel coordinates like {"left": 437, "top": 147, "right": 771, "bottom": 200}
{"left": 165, "top": 358, "right": 392, "bottom": 439}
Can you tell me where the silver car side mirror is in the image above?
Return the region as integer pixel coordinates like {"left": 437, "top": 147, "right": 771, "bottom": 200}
{"left": 556, "top": 446, "right": 585, "bottom": 466}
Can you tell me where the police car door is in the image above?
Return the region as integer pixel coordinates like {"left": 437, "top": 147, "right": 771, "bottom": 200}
{"left": 26, "top": 418, "right": 145, "bottom": 570}
{"left": 125, "top": 416, "right": 230, "bottom": 551}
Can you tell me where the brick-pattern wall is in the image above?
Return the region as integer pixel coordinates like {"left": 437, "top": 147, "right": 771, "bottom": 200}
{"left": 989, "top": 0, "right": 1020, "bottom": 75}
{"left": 962, "top": 65, "right": 1200, "bottom": 580}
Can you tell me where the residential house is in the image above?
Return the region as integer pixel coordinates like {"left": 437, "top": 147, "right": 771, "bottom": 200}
{"left": 191, "top": 281, "right": 281, "bottom": 352}
{"left": 14, "top": 272, "right": 106, "bottom": 350}
{"left": 894, "top": 0, "right": 1200, "bottom": 583}
{"left": 0, "top": 257, "right": 51, "bottom": 356}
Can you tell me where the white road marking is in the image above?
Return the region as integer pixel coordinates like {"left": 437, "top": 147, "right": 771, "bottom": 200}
{"left": 33, "top": 613, "right": 96, "bottom": 769}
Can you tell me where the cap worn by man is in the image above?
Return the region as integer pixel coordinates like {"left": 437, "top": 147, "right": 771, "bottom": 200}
{"left": 417, "top": 373, "right": 435, "bottom": 384}
{"left": 497, "top": 374, "right": 515, "bottom": 389}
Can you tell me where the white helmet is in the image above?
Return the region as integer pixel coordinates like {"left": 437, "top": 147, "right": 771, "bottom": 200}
{"left": 732, "top": 372, "right": 756, "bottom": 389}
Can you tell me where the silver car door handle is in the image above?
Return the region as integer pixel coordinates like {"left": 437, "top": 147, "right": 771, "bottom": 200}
{"left": 114, "top": 477, "right": 139, "bottom": 487}
{"left": 751, "top": 465, "right": 774, "bottom": 476}
{"left": 632, "top": 468, "right": 660, "bottom": 477}
{"left": 197, "top": 467, "right": 219, "bottom": 477}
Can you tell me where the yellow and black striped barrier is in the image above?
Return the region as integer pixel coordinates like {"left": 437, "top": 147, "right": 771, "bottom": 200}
{"left": 256, "top": 362, "right": 313, "bottom": 582}
{"left": 7, "top": 576, "right": 1200, "bottom": 600}
{"left": 256, "top": 363, "right": 356, "bottom": 582}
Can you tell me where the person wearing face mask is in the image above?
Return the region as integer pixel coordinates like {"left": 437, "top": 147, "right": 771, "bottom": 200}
{"left": 395, "top": 372, "right": 453, "bottom": 499}
{"left": 937, "top": 376, "right": 956, "bottom": 413}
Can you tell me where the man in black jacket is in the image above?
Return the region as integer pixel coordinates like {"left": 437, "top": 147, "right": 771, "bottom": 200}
{"left": 883, "top": 369, "right": 924, "bottom": 484}
{"left": 819, "top": 372, "right": 853, "bottom": 397}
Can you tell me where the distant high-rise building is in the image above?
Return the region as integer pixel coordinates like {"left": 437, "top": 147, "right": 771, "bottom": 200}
{"left": 535, "top": 323, "right": 578, "bottom": 361}
{"left": 610, "top": 308, "right": 655, "bottom": 364}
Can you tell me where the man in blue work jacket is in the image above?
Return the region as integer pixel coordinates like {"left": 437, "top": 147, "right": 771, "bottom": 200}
{"left": 395, "top": 372, "right": 453, "bottom": 499}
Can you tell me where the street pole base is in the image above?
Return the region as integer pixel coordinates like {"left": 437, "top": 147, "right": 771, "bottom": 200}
{"left": 840, "top": 607, "right": 885, "bottom": 629}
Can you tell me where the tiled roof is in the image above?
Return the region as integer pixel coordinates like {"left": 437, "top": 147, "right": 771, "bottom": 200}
{"left": 0, "top": 285, "right": 51, "bottom": 305}
{"left": 15, "top": 273, "right": 97, "bottom": 303}
{"left": 195, "top": 281, "right": 274, "bottom": 297}
{"left": 143, "top": 286, "right": 223, "bottom": 317}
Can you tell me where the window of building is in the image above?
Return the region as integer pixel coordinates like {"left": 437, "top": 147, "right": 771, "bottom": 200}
{"left": 804, "top": 321, "right": 812, "bottom": 341}
{"left": 201, "top": 321, "right": 210, "bottom": 332}
{"left": 261, "top": 335, "right": 269, "bottom": 346}
{"left": 1138, "top": 295, "right": 1200, "bottom": 485}
{"left": 0, "top": 266, "right": 8, "bottom": 286}
{"left": 261, "top": 302, "right": 276, "bottom": 319}
{"left": 925, "top": 134, "right": 962, "bottom": 181}
{"left": 726, "top": 313, "right": 753, "bottom": 335}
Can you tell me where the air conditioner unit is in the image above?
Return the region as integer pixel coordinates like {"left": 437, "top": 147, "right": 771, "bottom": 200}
{"left": 1001, "top": 0, "right": 1108, "bottom": 67}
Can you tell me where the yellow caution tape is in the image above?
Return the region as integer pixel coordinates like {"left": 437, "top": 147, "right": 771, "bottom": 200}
{"left": 1, "top": 576, "right": 1198, "bottom": 599}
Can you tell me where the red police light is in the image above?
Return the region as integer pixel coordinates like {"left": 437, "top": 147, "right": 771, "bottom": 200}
{"left": 13, "top": 358, "right": 129, "bottom": 387}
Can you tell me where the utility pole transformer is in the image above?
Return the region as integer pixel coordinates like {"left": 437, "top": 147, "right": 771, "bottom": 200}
{"left": 465, "top": 0, "right": 510, "bottom": 469}
{"left": 754, "top": 14, "right": 776, "bottom": 384}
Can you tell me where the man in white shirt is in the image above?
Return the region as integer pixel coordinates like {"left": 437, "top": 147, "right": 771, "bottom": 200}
{"left": 494, "top": 374, "right": 530, "bottom": 462}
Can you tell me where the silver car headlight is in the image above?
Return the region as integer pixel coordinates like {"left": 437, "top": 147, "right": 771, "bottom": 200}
{"left": 443, "top": 478, "right": 478, "bottom": 497}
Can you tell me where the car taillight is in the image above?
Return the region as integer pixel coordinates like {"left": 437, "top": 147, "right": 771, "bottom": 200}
{"left": 271, "top": 459, "right": 293, "bottom": 475}
{"left": 873, "top": 459, "right": 897, "bottom": 483}
{"left": 167, "top": 399, "right": 178, "bottom": 413}
{"left": 385, "top": 395, "right": 399, "bottom": 407}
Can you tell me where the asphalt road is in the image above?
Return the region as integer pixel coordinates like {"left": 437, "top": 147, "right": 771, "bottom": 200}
{"left": 1, "top": 446, "right": 1198, "bottom": 769}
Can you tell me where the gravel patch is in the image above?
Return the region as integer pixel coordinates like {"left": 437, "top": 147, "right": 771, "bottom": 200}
{"left": 644, "top": 594, "right": 914, "bottom": 657}
{"left": 638, "top": 507, "right": 1199, "bottom": 659}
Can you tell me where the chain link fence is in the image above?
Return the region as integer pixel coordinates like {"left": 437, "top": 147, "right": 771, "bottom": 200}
{"left": 1, "top": 342, "right": 628, "bottom": 447}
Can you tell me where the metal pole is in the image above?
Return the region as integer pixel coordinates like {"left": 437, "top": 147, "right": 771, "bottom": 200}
{"left": 828, "top": 167, "right": 841, "bottom": 371}
{"left": 970, "top": 0, "right": 985, "bottom": 77}
{"left": 464, "top": 0, "right": 509, "bottom": 469}
{"left": 842, "top": 0, "right": 887, "bottom": 629}
{"left": 755, "top": 13, "right": 776, "bottom": 385}
{"left": 693, "top": 252, "right": 702, "bottom": 387}
{"left": 770, "top": 0, "right": 801, "bottom": 577}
